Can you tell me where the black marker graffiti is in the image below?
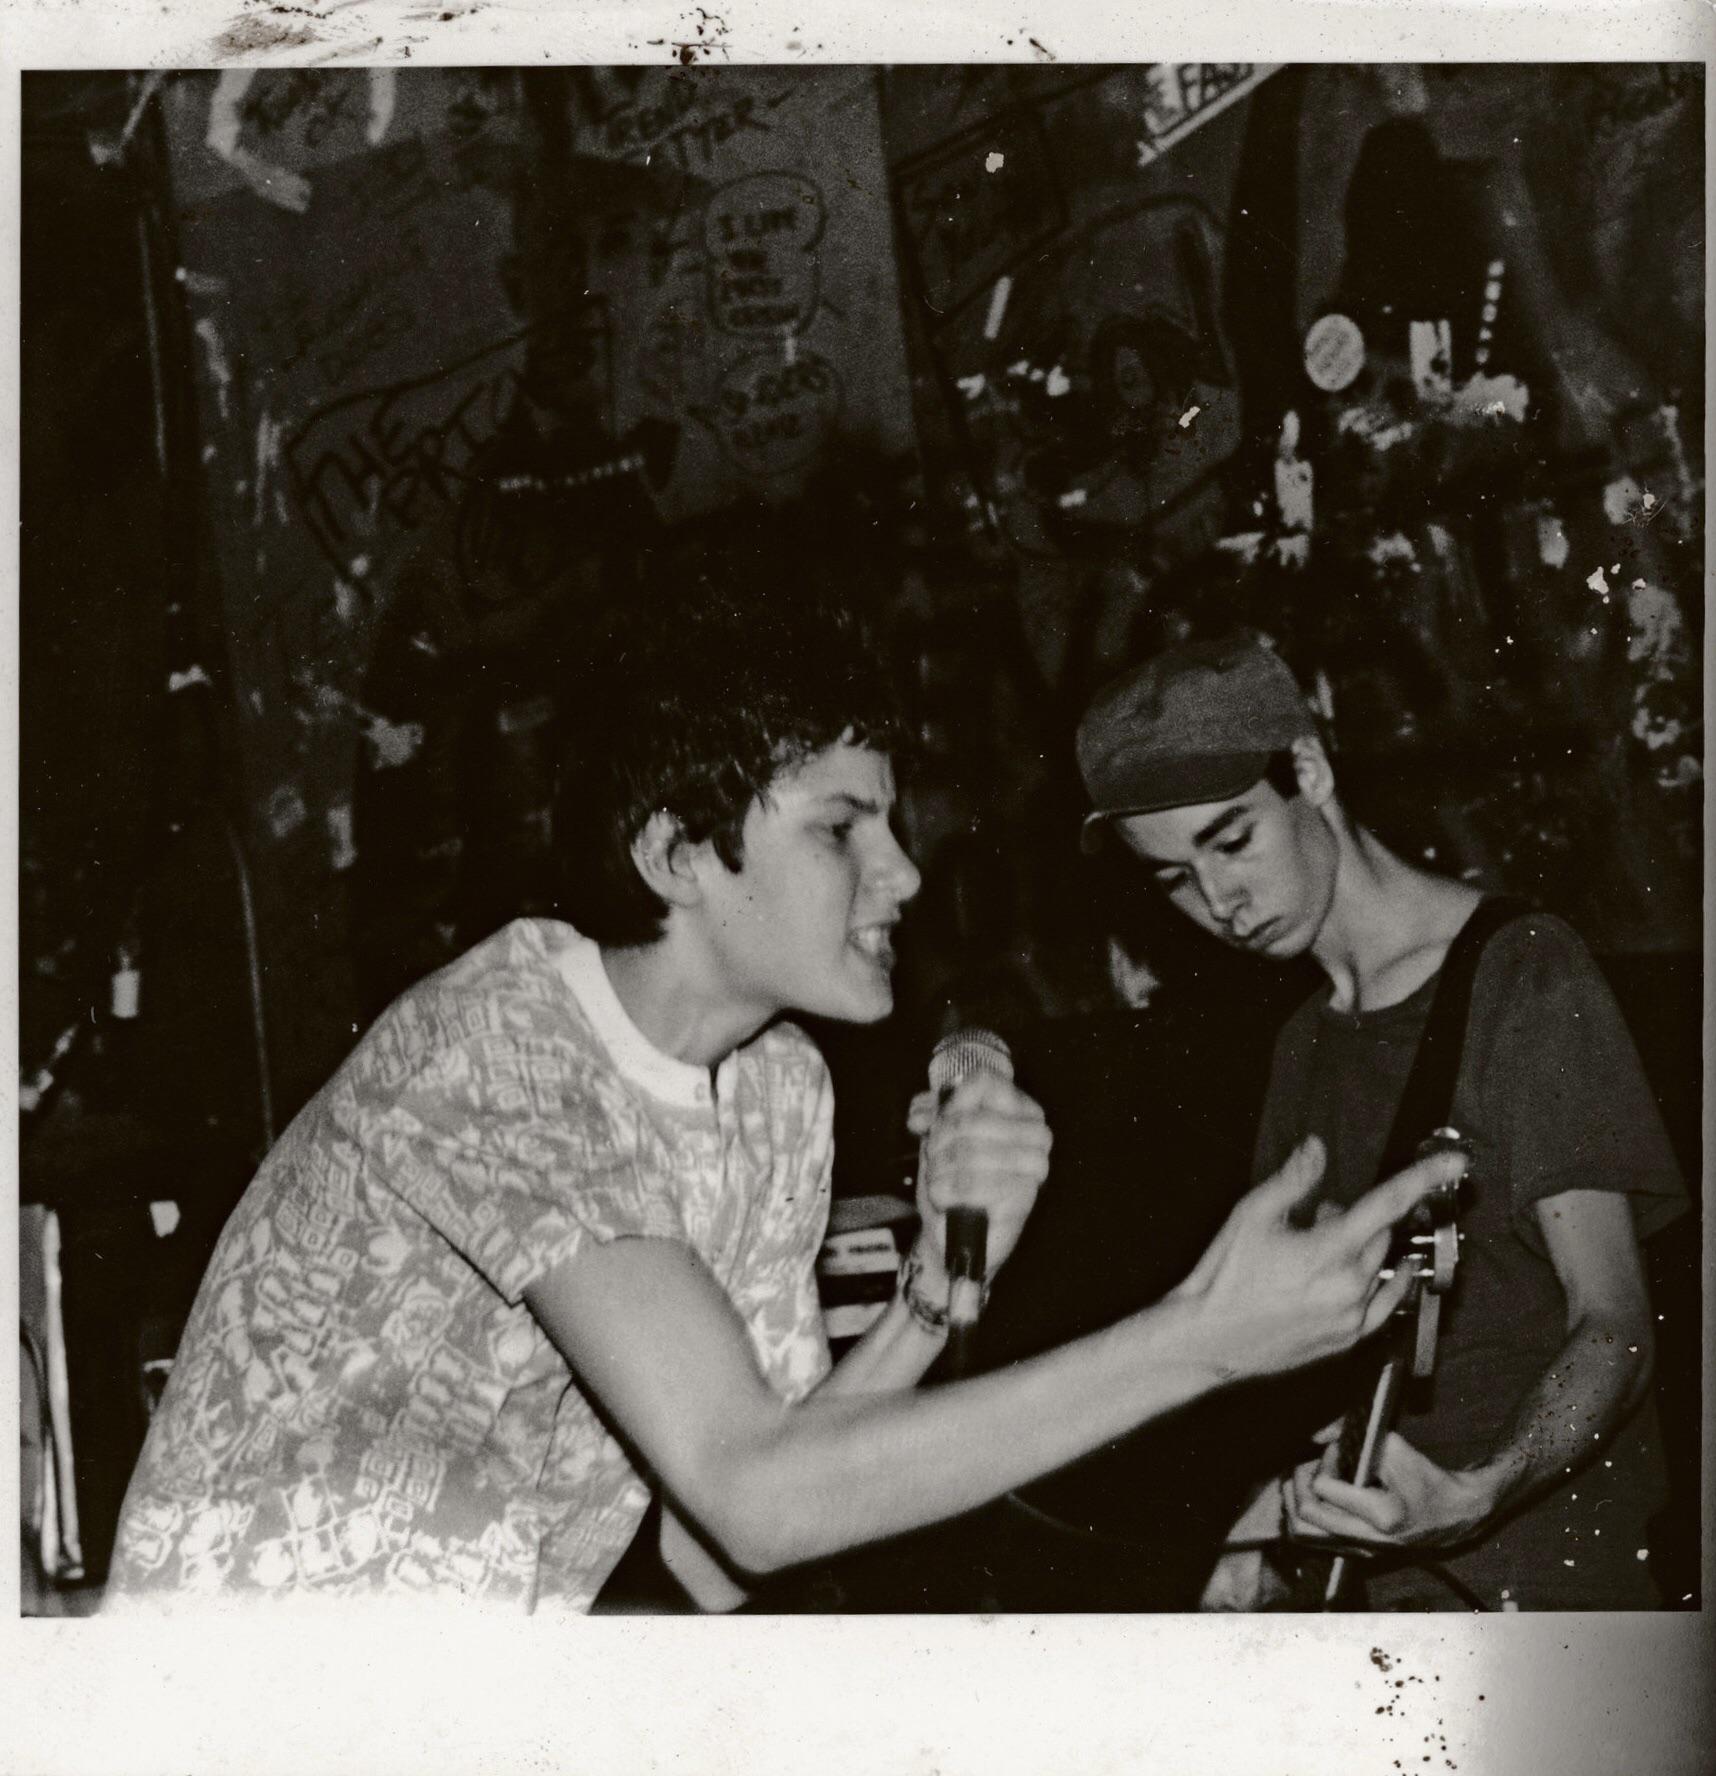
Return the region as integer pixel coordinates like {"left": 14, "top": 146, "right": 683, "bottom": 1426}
{"left": 285, "top": 334, "right": 533, "bottom": 568}
{"left": 445, "top": 69, "right": 516, "bottom": 142}
{"left": 596, "top": 85, "right": 770, "bottom": 169}
{"left": 705, "top": 170, "right": 825, "bottom": 335}
{"left": 286, "top": 316, "right": 679, "bottom": 609}
{"left": 586, "top": 82, "right": 782, "bottom": 171}
{"left": 698, "top": 351, "right": 841, "bottom": 477}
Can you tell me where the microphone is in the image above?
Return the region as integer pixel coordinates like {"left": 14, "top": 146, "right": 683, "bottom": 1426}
{"left": 926, "top": 1027, "right": 1014, "bottom": 1377}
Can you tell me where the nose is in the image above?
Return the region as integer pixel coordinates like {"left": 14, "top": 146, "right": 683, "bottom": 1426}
{"left": 874, "top": 827, "right": 922, "bottom": 908}
{"left": 1198, "top": 863, "right": 1246, "bottom": 928}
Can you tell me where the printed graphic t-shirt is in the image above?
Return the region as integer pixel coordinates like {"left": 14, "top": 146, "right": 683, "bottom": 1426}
{"left": 105, "top": 919, "right": 834, "bottom": 1614}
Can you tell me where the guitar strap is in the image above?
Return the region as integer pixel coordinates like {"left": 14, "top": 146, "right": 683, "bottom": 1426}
{"left": 1373, "top": 895, "right": 1531, "bottom": 1184}
{"left": 1297, "top": 892, "right": 1531, "bottom": 1611}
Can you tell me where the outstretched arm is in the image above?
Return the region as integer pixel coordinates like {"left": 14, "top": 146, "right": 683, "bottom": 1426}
{"left": 530, "top": 1136, "right": 1463, "bottom": 1579}
{"left": 655, "top": 1263, "right": 971, "bottom": 1608}
{"left": 1284, "top": 1189, "right": 1655, "bottom": 1551}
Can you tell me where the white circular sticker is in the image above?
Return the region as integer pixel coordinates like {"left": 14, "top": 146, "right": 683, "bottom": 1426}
{"left": 1304, "top": 312, "right": 1366, "bottom": 392}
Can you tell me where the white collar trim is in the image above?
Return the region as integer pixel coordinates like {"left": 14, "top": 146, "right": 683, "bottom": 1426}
{"left": 554, "top": 931, "right": 714, "bottom": 1110}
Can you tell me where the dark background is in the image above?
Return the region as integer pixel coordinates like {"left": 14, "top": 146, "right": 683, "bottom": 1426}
{"left": 17, "top": 64, "right": 1703, "bottom": 1610}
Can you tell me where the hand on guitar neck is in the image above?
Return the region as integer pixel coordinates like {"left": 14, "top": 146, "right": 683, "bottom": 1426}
{"left": 1281, "top": 1132, "right": 1499, "bottom": 1603}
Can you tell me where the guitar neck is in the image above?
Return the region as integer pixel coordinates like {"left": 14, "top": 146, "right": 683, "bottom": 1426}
{"left": 1338, "top": 1346, "right": 1411, "bottom": 1488}
{"left": 1315, "top": 1148, "right": 1466, "bottom": 1608}
{"left": 1323, "top": 1348, "right": 1412, "bottom": 1607}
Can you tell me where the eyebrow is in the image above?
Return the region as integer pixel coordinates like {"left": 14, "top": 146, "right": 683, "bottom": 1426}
{"left": 815, "top": 792, "right": 889, "bottom": 817}
{"left": 1193, "top": 805, "right": 1252, "bottom": 848}
{"left": 1130, "top": 804, "right": 1251, "bottom": 870}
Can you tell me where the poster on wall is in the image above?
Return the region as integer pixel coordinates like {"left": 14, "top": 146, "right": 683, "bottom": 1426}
{"left": 887, "top": 64, "right": 1274, "bottom": 575}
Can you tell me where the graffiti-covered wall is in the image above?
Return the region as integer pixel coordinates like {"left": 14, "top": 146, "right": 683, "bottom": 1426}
{"left": 880, "top": 63, "right": 1702, "bottom": 975}
{"left": 158, "top": 66, "right": 915, "bottom": 1109}
{"left": 885, "top": 66, "right": 1277, "bottom": 654}
{"left": 72, "top": 61, "right": 1700, "bottom": 1112}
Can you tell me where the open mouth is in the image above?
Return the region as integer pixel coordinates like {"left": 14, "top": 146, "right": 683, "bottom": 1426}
{"left": 849, "top": 924, "right": 897, "bottom": 967}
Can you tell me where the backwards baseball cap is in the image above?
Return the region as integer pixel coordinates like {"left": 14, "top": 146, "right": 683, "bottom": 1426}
{"left": 1076, "top": 633, "right": 1314, "bottom": 849}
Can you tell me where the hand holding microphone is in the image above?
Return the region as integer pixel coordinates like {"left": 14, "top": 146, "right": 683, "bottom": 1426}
{"left": 906, "top": 1029, "right": 1052, "bottom": 1376}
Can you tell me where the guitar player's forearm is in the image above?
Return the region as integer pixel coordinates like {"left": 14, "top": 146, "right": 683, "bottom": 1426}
{"left": 1463, "top": 1310, "right": 1655, "bottom": 1516}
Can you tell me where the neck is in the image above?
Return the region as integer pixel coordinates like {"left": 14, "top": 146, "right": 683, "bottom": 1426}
{"left": 1311, "top": 823, "right": 1476, "bottom": 1014}
{"left": 599, "top": 937, "right": 765, "bottom": 1070}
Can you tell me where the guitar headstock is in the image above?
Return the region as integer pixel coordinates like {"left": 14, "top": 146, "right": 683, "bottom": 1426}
{"left": 1399, "top": 1127, "right": 1469, "bottom": 1376}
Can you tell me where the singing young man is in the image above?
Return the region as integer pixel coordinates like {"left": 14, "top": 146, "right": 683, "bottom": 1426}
{"left": 106, "top": 586, "right": 1459, "bottom": 1616}
{"left": 1077, "top": 632, "right": 1686, "bottom": 1609}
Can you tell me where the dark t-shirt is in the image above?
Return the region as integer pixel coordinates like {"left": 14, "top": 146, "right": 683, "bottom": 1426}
{"left": 1252, "top": 911, "right": 1687, "bottom": 1609}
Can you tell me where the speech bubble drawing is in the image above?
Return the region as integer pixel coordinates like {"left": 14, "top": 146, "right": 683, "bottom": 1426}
{"left": 704, "top": 171, "right": 825, "bottom": 337}
{"left": 708, "top": 350, "right": 842, "bottom": 477}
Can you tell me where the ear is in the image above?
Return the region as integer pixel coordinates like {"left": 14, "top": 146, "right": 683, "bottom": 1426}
{"left": 1291, "top": 733, "right": 1337, "bottom": 809}
{"left": 629, "top": 811, "right": 703, "bottom": 912}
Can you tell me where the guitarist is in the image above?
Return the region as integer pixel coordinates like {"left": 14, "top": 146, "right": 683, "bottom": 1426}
{"left": 1076, "top": 633, "right": 1687, "bottom": 1610}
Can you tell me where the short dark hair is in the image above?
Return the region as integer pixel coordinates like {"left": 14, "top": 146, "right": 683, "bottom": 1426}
{"left": 557, "top": 578, "right": 910, "bottom": 947}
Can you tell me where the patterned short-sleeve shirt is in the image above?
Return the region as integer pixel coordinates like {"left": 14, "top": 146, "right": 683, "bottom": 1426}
{"left": 106, "top": 919, "right": 834, "bottom": 1614}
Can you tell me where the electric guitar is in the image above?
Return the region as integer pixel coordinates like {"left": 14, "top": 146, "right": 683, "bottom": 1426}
{"left": 1309, "top": 1128, "right": 1467, "bottom": 1608}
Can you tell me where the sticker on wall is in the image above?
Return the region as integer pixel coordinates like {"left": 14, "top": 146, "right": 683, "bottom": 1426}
{"left": 205, "top": 69, "right": 312, "bottom": 214}
{"left": 1135, "top": 65, "right": 1280, "bottom": 169}
{"left": 265, "top": 784, "right": 309, "bottom": 842}
{"left": 1303, "top": 312, "right": 1366, "bottom": 393}
{"left": 1408, "top": 317, "right": 1454, "bottom": 402}
{"left": 326, "top": 801, "right": 358, "bottom": 872}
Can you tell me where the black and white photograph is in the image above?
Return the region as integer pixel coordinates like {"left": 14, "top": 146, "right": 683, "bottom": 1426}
{"left": 6, "top": 8, "right": 1711, "bottom": 1773}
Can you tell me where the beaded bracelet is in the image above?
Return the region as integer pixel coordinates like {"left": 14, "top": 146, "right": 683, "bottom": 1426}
{"left": 897, "top": 1245, "right": 951, "bottom": 1336}
{"left": 898, "top": 1245, "right": 988, "bottom": 1338}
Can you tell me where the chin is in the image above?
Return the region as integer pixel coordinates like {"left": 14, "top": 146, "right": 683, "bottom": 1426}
{"left": 813, "top": 968, "right": 896, "bottom": 1025}
{"left": 834, "top": 986, "right": 896, "bottom": 1025}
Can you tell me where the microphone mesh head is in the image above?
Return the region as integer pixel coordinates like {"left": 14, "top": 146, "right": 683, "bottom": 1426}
{"left": 928, "top": 1028, "right": 1014, "bottom": 1095}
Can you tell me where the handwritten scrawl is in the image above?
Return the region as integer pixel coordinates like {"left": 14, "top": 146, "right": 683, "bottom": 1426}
{"left": 704, "top": 351, "right": 841, "bottom": 477}
{"left": 704, "top": 171, "right": 825, "bottom": 336}
{"left": 285, "top": 334, "right": 530, "bottom": 568}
